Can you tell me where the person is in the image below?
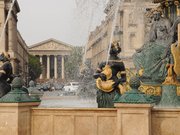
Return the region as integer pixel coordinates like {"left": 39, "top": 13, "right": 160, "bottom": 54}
{"left": 94, "top": 42, "right": 126, "bottom": 108}
{"left": 133, "top": 9, "right": 180, "bottom": 83}
{"left": 0, "top": 52, "right": 13, "bottom": 97}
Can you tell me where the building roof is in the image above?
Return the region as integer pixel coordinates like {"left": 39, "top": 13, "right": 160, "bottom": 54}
{"left": 28, "top": 38, "right": 73, "bottom": 56}
{"left": 153, "top": 0, "right": 172, "bottom": 3}
{"left": 29, "top": 38, "right": 73, "bottom": 50}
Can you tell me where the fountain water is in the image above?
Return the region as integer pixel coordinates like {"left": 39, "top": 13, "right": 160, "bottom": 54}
{"left": 106, "top": 0, "right": 122, "bottom": 64}
{"left": 39, "top": 0, "right": 123, "bottom": 108}
{"left": 0, "top": 0, "right": 16, "bottom": 44}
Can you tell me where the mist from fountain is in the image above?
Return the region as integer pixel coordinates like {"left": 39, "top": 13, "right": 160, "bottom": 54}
{"left": 39, "top": 0, "right": 122, "bottom": 108}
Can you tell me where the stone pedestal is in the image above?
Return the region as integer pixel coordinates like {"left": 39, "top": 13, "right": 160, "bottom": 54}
{"left": 0, "top": 77, "right": 40, "bottom": 135}
{"left": 115, "top": 103, "right": 152, "bottom": 135}
{"left": 0, "top": 102, "right": 40, "bottom": 135}
{"left": 156, "top": 85, "right": 180, "bottom": 108}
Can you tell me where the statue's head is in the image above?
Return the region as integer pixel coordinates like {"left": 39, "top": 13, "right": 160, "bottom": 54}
{"left": 29, "top": 80, "right": 35, "bottom": 87}
{"left": 152, "top": 6, "right": 164, "bottom": 21}
{"left": 110, "top": 42, "right": 121, "bottom": 57}
{"left": 146, "top": 6, "right": 164, "bottom": 21}
{"left": 153, "top": 11, "right": 162, "bottom": 21}
{"left": 0, "top": 52, "right": 10, "bottom": 62}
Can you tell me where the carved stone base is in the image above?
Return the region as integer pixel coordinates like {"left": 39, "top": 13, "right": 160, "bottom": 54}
{"left": 139, "top": 84, "right": 162, "bottom": 96}
{"left": 177, "top": 84, "right": 180, "bottom": 96}
{"left": 156, "top": 85, "right": 180, "bottom": 108}
{"left": 139, "top": 83, "right": 180, "bottom": 97}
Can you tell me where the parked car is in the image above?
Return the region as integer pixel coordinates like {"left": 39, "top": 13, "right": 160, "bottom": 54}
{"left": 63, "top": 82, "right": 79, "bottom": 92}
{"left": 54, "top": 83, "right": 64, "bottom": 90}
{"left": 41, "top": 83, "right": 50, "bottom": 91}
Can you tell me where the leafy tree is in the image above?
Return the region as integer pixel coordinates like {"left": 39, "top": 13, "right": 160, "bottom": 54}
{"left": 65, "top": 46, "right": 83, "bottom": 81}
{"left": 28, "top": 55, "right": 42, "bottom": 81}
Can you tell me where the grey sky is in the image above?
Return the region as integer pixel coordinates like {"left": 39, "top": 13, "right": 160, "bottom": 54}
{"left": 17, "top": 0, "right": 107, "bottom": 46}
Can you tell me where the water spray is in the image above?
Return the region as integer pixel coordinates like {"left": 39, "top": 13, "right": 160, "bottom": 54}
{"left": 82, "top": 7, "right": 95, "bottom": 65}
{"left": 0, "top": 0, "right": 16, "bottom": 44}
{"left": 106, "top": 0, "right": 122, "bottom": 65}
{"left": 77, "top": 0, "right": 107, "bottom": 66}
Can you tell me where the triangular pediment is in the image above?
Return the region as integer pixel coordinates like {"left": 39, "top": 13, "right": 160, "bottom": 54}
{"left": 29, "top": 38, "right": 72, "bottom": 51}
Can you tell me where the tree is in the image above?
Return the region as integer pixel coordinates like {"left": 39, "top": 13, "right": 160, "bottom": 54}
{"left": 28, "top": 55, "right": 42, "bottom": 81}
{"left": 65, "top": 46, "right": 83, "bottom": 81}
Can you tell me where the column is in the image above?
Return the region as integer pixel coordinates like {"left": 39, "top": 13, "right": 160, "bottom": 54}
{"left": 0, "top": 2, "right": 5, "bottom": 52}
{"left": 47, "top": 55, "right": 50, "bottom": 79}
{"left": 8, "top": 14, "right": 14, "bottom": 52}
{"left": 54, "top": 55, "right": 58, "bottom": 79}
{"left": 61, "top": 56, "right": 65, "bottom": 79}
{"left": 39, "top": 55, "right": 43, "bottom": 79}
{"left": 8, "top": 14, "right": 17, "bottom": 74}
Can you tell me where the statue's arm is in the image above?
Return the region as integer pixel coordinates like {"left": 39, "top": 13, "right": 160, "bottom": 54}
{"left": 0, "top": 63, "right": 6, "bottom": 73}
{"left": 169, "top": 16, "right": 180, "bottom": 36}
{"left": 119, "top": 63, "right": 126, "bottom": 83}
{"left": 116, "top": 62, "right": 127, "bottom": 83}
{"left": 149, "top": 23, "right": 157, "bottom": 42}
{"left": 93, "top": 62, "right": 106, "bottom": 80}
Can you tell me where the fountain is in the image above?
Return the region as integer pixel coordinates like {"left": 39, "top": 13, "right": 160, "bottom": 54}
{"left": 39, "top": 59, "right": 98, "bottom": 108}
{"left": 132, "top": 1, "right": 180, "bottom": 108}
{"left": 1, "top": 1, "right": 180, "bottom": 135}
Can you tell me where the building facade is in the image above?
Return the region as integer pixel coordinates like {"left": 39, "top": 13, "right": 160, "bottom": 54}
{"left": 85, "top": 0, "right": 157, "bottom": 69}
{"left": 0, "top": 0, "right": 29, "bottom": 82}
{"left": 29, "top": 38, "right": 72, "bottom": 81}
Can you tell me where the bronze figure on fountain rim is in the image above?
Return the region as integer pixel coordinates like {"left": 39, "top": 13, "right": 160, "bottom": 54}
{"left": 94, "top": 42, "right": 127, "bottom": 108}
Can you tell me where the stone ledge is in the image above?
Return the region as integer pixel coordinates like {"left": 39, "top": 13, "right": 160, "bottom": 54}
{"left": 0, "top": 102, "right": 40, "bottom": 107}
{"left": 32, "top": 107, "right": 117, "bottom": 111}
{"left": 152, "top": 107, "right": 180, "bottom": 112}
{"left": 114, "top": 103, "right": 153, "bottom": 108}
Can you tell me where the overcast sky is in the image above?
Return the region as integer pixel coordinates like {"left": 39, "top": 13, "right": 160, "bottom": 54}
{"left": 17, "top": 0, "right": 106, "bottom": 46}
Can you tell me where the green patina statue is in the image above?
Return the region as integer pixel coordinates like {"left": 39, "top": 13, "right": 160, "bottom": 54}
{"left": 133, "top": 9, "right": 180, "bottom": 84}
{"left": 114, "top": 76, "right": 156, "bottom": 104}
{"left": 28, "top": 80, "right": 43, "bottom": 99}
{"left": 0, "top": 77, "right": 40, "bottom": 103}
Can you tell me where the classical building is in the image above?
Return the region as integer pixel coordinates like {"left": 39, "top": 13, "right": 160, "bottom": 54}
{"left": 29, "top": 38, "right": 72, "bottom": 81}
{"left": 85, "top": 0, "right": 157, "bottom": 69}
{"left": 0, "top": 0, "right": 29, "bottom": 82}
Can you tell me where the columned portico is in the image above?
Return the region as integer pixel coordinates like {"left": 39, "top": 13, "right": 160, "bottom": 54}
{"left": 29, "top": 38, "right": 72, "bottom": 81}
{"left": 38, "top": 55, "right": 66, "bottom": 80}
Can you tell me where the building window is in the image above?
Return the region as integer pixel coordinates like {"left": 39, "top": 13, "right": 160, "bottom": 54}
{"left": 129, "top": 33, "right": 136, "bottom": 49}
{"left": 124, "top": 0, "right": 131, "bottom": 2}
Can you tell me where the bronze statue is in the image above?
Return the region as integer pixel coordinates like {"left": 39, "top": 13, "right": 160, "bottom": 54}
{"left": 94, "top": 42, "right": 126, "bottom": 108}
{"left": 133, "top": 9, "right": 180, "bottom": 84}
{"left": 0, "top": 52, "right": 13, "bottom": 98}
